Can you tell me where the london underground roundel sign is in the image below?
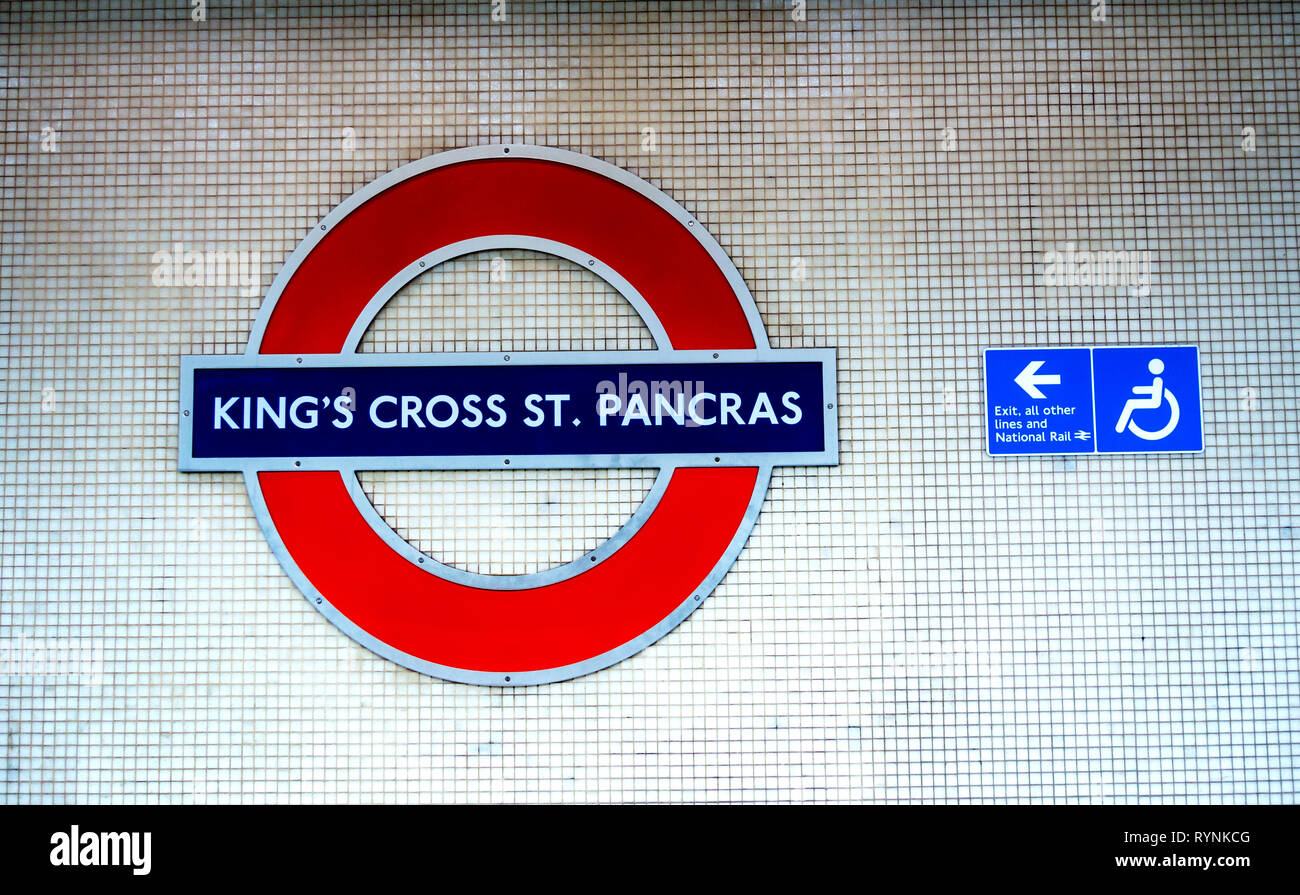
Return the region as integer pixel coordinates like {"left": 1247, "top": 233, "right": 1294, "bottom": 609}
{"left": 180, "top": 145, "right": 838, "bottom": 685}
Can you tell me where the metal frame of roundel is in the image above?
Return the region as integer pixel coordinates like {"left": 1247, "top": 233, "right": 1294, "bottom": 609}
{"left": 239, "top": 144, "right": 786, "bottom": 686}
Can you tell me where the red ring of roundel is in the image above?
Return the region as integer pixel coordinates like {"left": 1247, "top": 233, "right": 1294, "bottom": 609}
{"left": 256, "top": 155, "right": 762, "bottom": 675}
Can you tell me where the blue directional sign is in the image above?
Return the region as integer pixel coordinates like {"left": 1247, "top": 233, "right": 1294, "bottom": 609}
{"left": 984, "top": 347, "right": 1095, "bottom": 455}
{"left": 985, "top": 345, "right": 1203, "bottom": 457}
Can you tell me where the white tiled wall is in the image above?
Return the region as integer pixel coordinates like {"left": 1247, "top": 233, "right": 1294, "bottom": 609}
{"left": 1, "top": 1, "right": 1295, "bottom": 803}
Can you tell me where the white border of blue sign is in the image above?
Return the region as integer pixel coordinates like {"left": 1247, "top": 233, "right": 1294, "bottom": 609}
{"left": 983, "top": 344, "right": 1204, "bottom": 458}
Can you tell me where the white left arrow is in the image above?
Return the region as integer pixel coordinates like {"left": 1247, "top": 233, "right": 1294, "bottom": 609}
{"left": 1013, "top": 360, "right": 1060, "bottom": 399}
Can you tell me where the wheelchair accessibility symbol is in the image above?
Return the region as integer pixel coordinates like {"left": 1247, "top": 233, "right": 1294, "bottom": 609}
{"left": 1093, "top": 345, "right": 1202, "bottom": 454}
{"left": 1115, "top": 357, "right": 1181, "bottom": 441}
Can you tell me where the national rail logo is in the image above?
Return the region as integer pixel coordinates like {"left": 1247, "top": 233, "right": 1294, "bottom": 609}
{"left": 179, "top": 146, "right": 840, "bottom": 685}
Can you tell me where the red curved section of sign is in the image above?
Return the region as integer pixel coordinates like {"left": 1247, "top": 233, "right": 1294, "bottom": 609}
{"left": 261, "top": 158, "right": 754, "bottom": 353}
{"left": 261, "top": 467, "right": 757, "bottom": 671}
{"left": 257, "top": 155, "right": 761, "bottom": 674}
